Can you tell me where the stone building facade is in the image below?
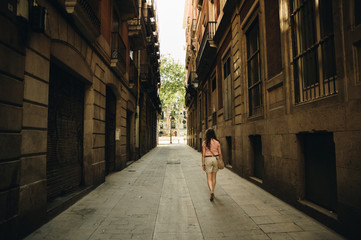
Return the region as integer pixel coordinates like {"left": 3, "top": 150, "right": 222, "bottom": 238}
{"left": 0, "top": 0, "right": 160, "bottom": 238}
{"left": 184, "top": 0, "right": 361, "bottom": 238}
{"left": 158, "top": 109, "right": 187, "bottom": 138}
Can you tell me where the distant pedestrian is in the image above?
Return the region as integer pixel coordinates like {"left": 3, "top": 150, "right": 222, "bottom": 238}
{"left": 202, "top": 128, "right": 223, "bottom": 201}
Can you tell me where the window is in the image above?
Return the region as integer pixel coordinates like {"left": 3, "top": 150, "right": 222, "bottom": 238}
{"left": 246, "top": 18, "right": 262, "bottom": 116}
{"left": 212, "top": 76, "right": 216, "bottom": 92}
{"left": 212, "top": 112, "right": 217, "bottom": 126}
{"left": 223, "top": 52, "right": 232, "bottom": 120}
{"left": 356, "top": 42, "right": 361, "bottom": 83}
{"left": 264, "top": 0, "right": 282, "bottom": 79}
{"left": 355, "top": 0, "right": 361, "bottom": 26}
{"left": 299, "top": 132, "right": 337, "bottom": 211}
{"left": 291, "top": 0, "right": 337, "bottom": 103}
{"left": 204, "top": 92, "right": 208, "bottom": 129}
{"left": 249, "top": 135, "right": 264, "bottom": 180}
{"left": 218, "top": 64, "right": 223, "bottom": 110}
{"left": 199, "top": 98, "right": 202, "bottom": 130}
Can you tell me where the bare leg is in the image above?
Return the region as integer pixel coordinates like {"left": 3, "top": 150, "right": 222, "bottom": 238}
{"left": 211, "top": 172, "right": 217, "bottom": 194}
{"left": 206, "top": 173, "right": 214, "bottom": 193}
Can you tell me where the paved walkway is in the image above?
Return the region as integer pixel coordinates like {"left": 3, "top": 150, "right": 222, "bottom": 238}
{"left": 26, "top": 144, "right": 345, "bottom": 240}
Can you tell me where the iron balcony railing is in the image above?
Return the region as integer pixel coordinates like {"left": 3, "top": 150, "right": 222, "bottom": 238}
{"left": 189, "top": 71, "right": 198, "bottom": 88}
{"left": 212, "top": 112, "right": 217, "bottom": 126}
{"left": 63, "top": 0, "right": 101, "bottom": 41}
{"left": 78, "top": 0, "right": 100, "bottom": 29}
{"left": 186, "top": 45, "right": 192, "bottom": 68}
{"left": 128, "top": 16, "right": 144, "bottom": 31}
{"left": 190, "top": 71, "right": 198, "bottom": 82}
{"left": 140, "top": 64, "right": 150, "bottom": 81}
{"left": 111, "top": 32, "right": 126, "bottom": 69}
{"left": 129, "top": 59, "right": 138, "bottom": 86}
{"left": 191, "top": 19, "right": 197, "bottom": 38}
{"left": 196, "top": 21, "right": 216, "bottom": 68}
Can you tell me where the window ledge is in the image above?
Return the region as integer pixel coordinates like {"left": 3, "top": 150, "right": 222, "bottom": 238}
{"left": 249, "top": 176, "right": 263, "bottom": 184}
{"left": 248, "top": 113, "right": 264, "bottom": 122}
{"left": 298, "top": 199, "right": 338, "bottom": 220}
{"left": 266, "top": 72, "right": 284, "bottom": 91}
{"left": 294, "top": 92, "right": 339, "bottom": 107}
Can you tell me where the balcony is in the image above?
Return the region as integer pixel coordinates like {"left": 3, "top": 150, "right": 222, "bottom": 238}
{"left": 140, "top": 64, "right": 154, "bottom": 89}
{"left": 147, "top": 2, "right": 155, "bottom": 18}
{"left": 196, "top": 21, "right": 217, "bottom": 81}
{"left": 149, "top": 89, "right": 162, "bottom": 114}
{"left": 146, "top": 35, "right": 156, "bottom": 54}
{"left": 191, "top": 19, "right": 197, "bottom": 38}
{"left": 128, "top": 17, "right": 146, "bottom": 50}
{"left": 185, "top": 45, "right": 192, "bottom": 69}
{"left": 149, "top": 17, "right": 156, "bottom": 32}
{"left": 63, "top": 0, "right": 100, "bottom": 42}
{"left": 110, "top": 32, "right": 126, "bottom": 76}
{"left": 114, "top": 0, "right": 137, "bottom": 20}
{"left": 214, "top": 0, "right": 237, "bottom": 44}
{"left": 154, "top": 42, "right": 160, "bottom": 52}
{"left": 144, "top": 3, "right": 157, "bottom": 37}
{"left": 129, "top": 59, "right": 138, "bottom": 88}
{"left": 197, "top": 0, "right": 204, "bottom": 10}
{"left": 153, "top": 31, "right": 159, "bottom": 43}
{"left": 190, "top": 71, "right": 198, "bottom": 87}
{"left": 185, "top": 84, "right": 197, "bottom": 107}
{"left": 140, "top": 64, "right": 149, "bottom": 82}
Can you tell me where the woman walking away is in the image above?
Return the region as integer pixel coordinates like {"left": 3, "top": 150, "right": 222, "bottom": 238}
{"left": 202, "top": 128, "right": 223, "bottom": 201}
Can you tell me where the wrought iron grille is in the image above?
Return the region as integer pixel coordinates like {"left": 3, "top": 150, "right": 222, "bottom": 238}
{"left": 191, "top": 19, "right": 197, "bottom": 38}
{"left": 196, "top": 21, "right": 216, "bottom": 67}
{"left": 79, "top": 0, "right": 100, "bottom": 29}
{"left": 247, "top": 18, "right": 262, "bottom": 117}
{"left": 129, "top": 59, "right": 138, "bottom": 85}
{"left": 291, "top": 0, "right": 337, "bottom": 103}
{"left": 111, "top": 32, "right": 126, "bottom": 66}
{"left": 212, "top": 112, "right": 217, "bottom": 126}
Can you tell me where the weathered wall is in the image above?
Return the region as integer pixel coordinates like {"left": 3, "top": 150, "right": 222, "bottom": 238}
{"left": 186, "top": 0, "right": 361, "bottom": 238}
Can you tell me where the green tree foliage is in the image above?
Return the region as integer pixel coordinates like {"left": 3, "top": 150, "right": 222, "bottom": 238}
{"left": 159, "top": 55, "right": 186, "bottom": 113}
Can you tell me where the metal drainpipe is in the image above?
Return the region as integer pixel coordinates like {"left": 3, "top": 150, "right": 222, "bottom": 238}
{"left": 135, "top": 0, "right": 142, "bottom": 159}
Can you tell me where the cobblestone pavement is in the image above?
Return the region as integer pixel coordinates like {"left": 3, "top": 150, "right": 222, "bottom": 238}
{"left": 26, "top": 144, "right": 345, "bottom": 240}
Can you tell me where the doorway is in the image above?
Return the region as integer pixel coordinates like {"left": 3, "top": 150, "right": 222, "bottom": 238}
{"left": 250, "top": 135, "right": 264, "bottom": 180}
{"left": 301, "top": 132, "right": 337, "bottom": 212}
{"left": 105, "top": 87, "right": 116, "bottom": 175}
{"left": 47, "top": 63, "right": 84, "bottom": 200}
{"left": 126, "top": 110, "right": 134, "bottom": 162}
{"left": 226, "top": 136, "right": 232, "bottom": 166}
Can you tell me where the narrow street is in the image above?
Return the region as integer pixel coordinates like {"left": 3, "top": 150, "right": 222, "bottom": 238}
{"left": 26, "top": 144, "right": 344, "bottom": 240}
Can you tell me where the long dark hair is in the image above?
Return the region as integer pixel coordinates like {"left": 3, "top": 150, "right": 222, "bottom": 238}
{"left": 205, "top": 128, "right": 219, "bottom": 149}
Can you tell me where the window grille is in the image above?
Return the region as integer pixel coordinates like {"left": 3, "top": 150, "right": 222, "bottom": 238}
{"left": 212, "top": 112, "right": 217, "bottom": 126}
{"left": 291, "top": 0, "right": 337, "bottom": 103}
{"left": 223, "top": 53, "right": 232, "bottom": 120}
{"left": 212, "top": 76, "right": 216, "bottom": 92}
{"left": 355, "top": 0, "right": 361, "bottom": 26}
{"left": 356, "top": 42, "right": 361, "bottom": 83}
{"left": 246, "top": 18, "right": 262, "bottom": 116}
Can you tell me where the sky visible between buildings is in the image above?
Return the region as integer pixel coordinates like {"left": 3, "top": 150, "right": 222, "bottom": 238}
{"left": 157, "top": 0, "right": 186, "bottom": 65}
